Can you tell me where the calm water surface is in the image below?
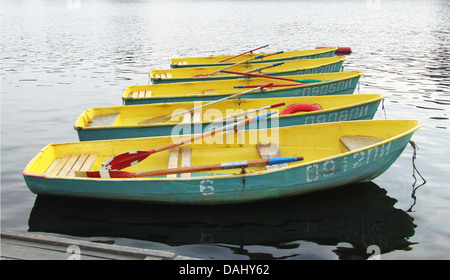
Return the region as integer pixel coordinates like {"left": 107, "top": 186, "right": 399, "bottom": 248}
{"left": 1, "top": 0, "right": 449, "bottom": 260}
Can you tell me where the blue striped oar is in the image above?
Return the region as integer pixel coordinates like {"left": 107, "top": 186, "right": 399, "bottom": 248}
{"left": 75, "top": 156, "right": 303, "bottom": 178}
{"left": 99, "top": 112, "right": 276, "bottom": 171}
{"left": 194, "top": 51, "right": 284, "bottom": 77}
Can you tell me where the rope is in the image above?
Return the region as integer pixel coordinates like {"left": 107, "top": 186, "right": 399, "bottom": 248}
{"left": 407, "top": 140, "right": 427, "bottom": 212}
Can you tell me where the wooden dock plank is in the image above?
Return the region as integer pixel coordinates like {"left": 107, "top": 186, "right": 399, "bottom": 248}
{"left": 1, "top": 230, "right": 197, "bottom": 260}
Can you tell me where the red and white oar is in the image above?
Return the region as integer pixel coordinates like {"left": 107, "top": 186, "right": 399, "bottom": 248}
{"left": 75, "top": 156, "right": 303, "bottom": 178}
{"left": 218, "top": 44, "right": 269, "bottom": 63}
{"left": 99, "top": 111, "right": 277, "bottom": 171}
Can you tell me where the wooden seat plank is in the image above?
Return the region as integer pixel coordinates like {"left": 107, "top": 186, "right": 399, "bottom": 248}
{"left": 340, "top": 136, "right": 384, "bottom": 151}
{"left": 89, "top": 113, "right": 120, "bottom": 127}
{"left": 58, "top": 154, "right": 81, "bottom": 177}
{"left": 256, "top": 143, "right": 287, "bottom": 170}
{"left": 67, "top": 154, "right": 90, "bottom": 177}
{"left": 192, "top": 111, "right": 202, "bottom": 123}
{"left": 167, "top": 148, "right": 179, "bottom": 178}
{"left": 180, "top": 146, "right": 192, "bottom": 178}
{"left": 46, "top": 156, "right": 70, "bottom": 177}
{"left": 79, "top": 153, "right": 98, "bottom": 171}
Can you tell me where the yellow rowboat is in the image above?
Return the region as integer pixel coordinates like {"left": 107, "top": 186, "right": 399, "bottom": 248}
{"left": 75, "top": 94, "right": 384, "bottom": 141}
{"left": 24, "top": 120, "right": 420, "bottom": 204}
{"left": 150, "top": 57, "right": 346, "bottom": 84}
{"left": 123, "top": 71, "right": 362, "bottom": 105}
{"left": 170, "top": 47, "right": 338, "bottom": 68}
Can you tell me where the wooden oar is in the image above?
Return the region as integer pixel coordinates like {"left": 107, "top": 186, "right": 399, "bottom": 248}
{"left": 101, "top": 112, "right": 276, "bottom": 171}
{"left": 75, "top": 156, "right": 303, "bottom": 178}
{"left": 212, "top": 102, "right": 285, "bottom": 122}
{"left": 220, "top": 70, "right": 324, "bottom": 83}
{"left": 194, "top": 51, "right": 283, "bottom": 77}
{"left": 243, "top": 62, "right": 284, "bottom": 74}
{"left": 138, "top": 83, "right": 274, "bottom": 125}
{"left": 218, "top": 44, "right": 269, "bottom": 63}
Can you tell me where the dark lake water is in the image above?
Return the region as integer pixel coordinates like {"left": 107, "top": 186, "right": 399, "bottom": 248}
{"left": 1, "top": 0, "right": 449, "bottom": 260}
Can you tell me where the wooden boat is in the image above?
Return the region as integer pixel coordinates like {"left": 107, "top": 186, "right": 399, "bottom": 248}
{"left": 23, "top": 120, "right": 420, "bottom": 205}
{"left": 75, "top": 94, "right": 384, "bottom": 141}
{"left": 170, "top": 47, "right": 337, "bottom": 68}
{"left": 123, "top": 71, "right": 362, "bottom": 105}
{"left": 150, "top": 57, "right": 346, "bottom": 84}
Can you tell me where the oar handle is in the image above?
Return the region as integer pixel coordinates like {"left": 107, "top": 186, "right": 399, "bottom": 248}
{"left": 218, "top": 44, "right": 269, "bottom": 63}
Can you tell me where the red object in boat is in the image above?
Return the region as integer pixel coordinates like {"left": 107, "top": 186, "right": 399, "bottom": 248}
{"left": 280, "top": 103, "right": 323, "bottom": 115}
{"left": 316, "top": 46, "right": 352, "bottom": 56}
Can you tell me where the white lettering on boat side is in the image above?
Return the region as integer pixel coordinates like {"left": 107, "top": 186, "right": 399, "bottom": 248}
{"left": 305, "top": 143, "right": 391, "bottom": 183}
{"left": 200, "top": 179, "right": 214, "bottom": 196}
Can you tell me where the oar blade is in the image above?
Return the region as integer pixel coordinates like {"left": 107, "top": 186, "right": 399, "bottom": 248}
{"left": 102, "top": 150, "right": 155, "bottom": 170}
{"left": 74, "top": 170, "right": 135, "bottom": 178}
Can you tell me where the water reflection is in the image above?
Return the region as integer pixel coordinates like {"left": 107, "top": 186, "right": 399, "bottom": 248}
{"left": 29, "top": 182, "right": 416, "bottom": 260}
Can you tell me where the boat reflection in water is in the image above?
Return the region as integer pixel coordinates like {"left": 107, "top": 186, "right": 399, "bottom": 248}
{"left": 28, "top": 182, "right": 416, "bottom": 260}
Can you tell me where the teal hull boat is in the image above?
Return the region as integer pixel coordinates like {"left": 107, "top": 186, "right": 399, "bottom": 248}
{"left": 123, "top": 71, "right": 362, "bottom": 105}
{"left": 75, "top": 94, "right": 384, "bottom": 141}
{"left": 150, "top": 57, "right": 346, "bottom": 84}
{"left": 24, "top": 120, "right": 420, "bottom": 205}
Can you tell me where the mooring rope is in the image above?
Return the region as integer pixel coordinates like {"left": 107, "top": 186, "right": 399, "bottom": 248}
{"left": 407, "top": 140, "right": 427, "bottom": 212}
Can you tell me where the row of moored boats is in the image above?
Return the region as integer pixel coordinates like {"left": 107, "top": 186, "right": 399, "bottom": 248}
{"left": 23, "top": 46, "right": 421, "bottom": 204}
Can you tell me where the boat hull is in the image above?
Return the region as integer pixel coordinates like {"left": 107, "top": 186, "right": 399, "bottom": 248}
{"left": 170, "top": 48, "right": 337, "bottom": 68}
{"left": 124, "top": 71, "right": 362, "bottom": 105}
{"left": 75, "top": 94, "right": 383, "bottom": 141}
{"left": 151, "top": 57, "right": 346, "bottom": 84}
{"left": 24, "top": 120, "right": 420, "bottom": 205}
